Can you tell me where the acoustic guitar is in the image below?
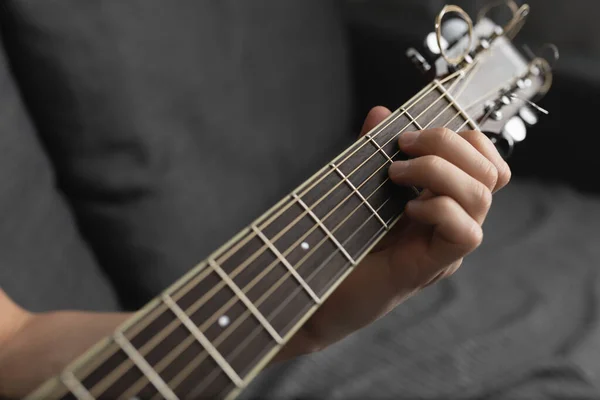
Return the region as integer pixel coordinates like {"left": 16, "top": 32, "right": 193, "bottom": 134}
{"left": 27, "top": 3, "right": 555, "bottom": 399}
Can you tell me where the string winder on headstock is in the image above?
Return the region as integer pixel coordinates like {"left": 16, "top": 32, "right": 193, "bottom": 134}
{"left": 406, "top": 1, "right": 557, "bottom": 158}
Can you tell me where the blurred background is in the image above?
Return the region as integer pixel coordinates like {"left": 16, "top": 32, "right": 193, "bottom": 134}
{"left": 345, "top": 0, "right": 600, "bottom": 194}
{"left": 1, "top": 0, "right": 599, "bottom": 399}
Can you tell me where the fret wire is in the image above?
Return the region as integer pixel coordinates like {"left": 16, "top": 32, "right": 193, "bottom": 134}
{"left": 450, "top": 59, "right": 482, "bottom": 103}
{"left": 159, "top": 172, "right": 399, "bottom": 396}
{"left": 423, "top": 70, "right": 470, "bottom": 130}
{"left": 191, "top": 70, "right": 465, "bottom": 282}
{"left": 97, "top": 93, "right": 458, "bottom": 396}
{"left": 161, "top": 293, "right": 245, "bottom": 388}
{"left": 292, "top": 193, "right": 356, "bottom": 265}
{"left": 208, "top": 258, "right": 285, "bottom": 342}
{"left": 59, "top": 70, "right": 474, "bottom": 400}
{"left": 251, "top": 225, "right": 322, "bottom": 304}
{"left": 400, "top": 107, "right": 424, "bottom": 130}
{"left": 240, "top": 173, "right": 395, "bottom": 327}
{"left": 442, "top": 111, "right": 462, "bottom": 130}
{"left": 205, "top": 103, "right": 414, "bottom": 270}
{"left": 206, "top": 71, "right": 463, "bottom": 270}
{"left": 60, "top": 371, "right": 95, "bottom": 400}
{"left": 260, "top": 185, "right": 395, "bottom": 330}
{"left": 92, "top": 101, "right": 460, "bottom": 396}
{"left": 329, "top": 163, "right": 388, "bottom": 230}
{"left": 88, "top": 307, "right": 186, "bottom": 395}
{"left": 112, "top": 331, "right": 178, "bottom": 400}
{"left": 438, "top": 69, "right": 481, "bottom": 131}
{"left": 112, "top": 94, "right": 468, "bottom": 396}
{"left": 161, "top": 73, "right": 473, "bottom": 395}
{"left": 422, "top": 100, "right": 456, "bottom": 129}
{"left": 212, "top": 196, "right": 398, "bottom": 400}
{"left": 84, "top": 97, "right": 466, "bottom": 400}
{"left": 433, "top": 80, "right": 479, "bottom": 131}
{"left": 303, "top": 197, "right": 393, "bottom": 287}
{"left": 119, "top": 335, "right": 197, "bottom": 400}
{"left": 122, "top": 157, "right": 402, "bottom": 396}
{"left": 77, "top": 277, "right": 213, "bottom": 395}
{"left": 365, "top": 134, "right": 393, "bottom": 163}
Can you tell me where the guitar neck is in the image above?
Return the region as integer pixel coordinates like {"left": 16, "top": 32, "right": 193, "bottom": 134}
{"left": 28, "top": 71, "right": 478, "bottom": 400}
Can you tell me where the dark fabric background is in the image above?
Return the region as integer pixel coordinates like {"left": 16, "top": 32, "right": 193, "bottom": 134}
{"left": 241, "top": 180, "right": 600, "bottom": 399}
{"left": 0, "top": 1, "right": 599, "bottom": 399}
{"left": 0, "top": 0, "right": 354, "bottom": 310}
{"left": 0, "top": 30, "right": 119, "bottom": 312}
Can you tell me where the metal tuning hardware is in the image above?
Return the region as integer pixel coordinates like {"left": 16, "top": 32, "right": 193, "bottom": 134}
{"left": 481, "top": 56, "right": 553, "bottom": 157}
{"left": 405, "top": 2, "right": 557, "bottom": 160}
{"left": 407, "top": 2, "right": 531, "bottom": 77}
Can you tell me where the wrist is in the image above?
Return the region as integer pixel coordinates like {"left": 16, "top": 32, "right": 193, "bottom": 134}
{"left": 0, "top": 294, "right": 32, "bottom": 352}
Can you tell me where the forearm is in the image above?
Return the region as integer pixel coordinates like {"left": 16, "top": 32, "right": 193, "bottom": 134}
{"left": 0, "top": 309, "right": 131, "bottom": 398}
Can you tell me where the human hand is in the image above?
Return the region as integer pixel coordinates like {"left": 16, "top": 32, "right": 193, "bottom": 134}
{"left": 275, "top": 106, "right": 511, "bottom": 360}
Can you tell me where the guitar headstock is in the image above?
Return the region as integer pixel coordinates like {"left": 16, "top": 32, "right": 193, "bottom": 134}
{"left": 406, "top": 2, "right": 556, "bottom": 158}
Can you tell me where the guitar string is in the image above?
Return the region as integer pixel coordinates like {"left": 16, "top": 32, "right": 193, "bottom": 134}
{"left": 181, "top": 198, "right": 398, "bottom": 400}
{"left": 114, "top": 72, "right": 478, "bottom": 398}
{"left": 87, "top": 77, "right": 476, "bottom": 398}
{"left": 69, "top": 77, "right": 447, "bottom": 389}
{"left": 77, "top": 66, "right": 479, "bottom": 398}
{"left": 91, "top": 87, "right": 468, "bottom": 398}
{"left": 162, "top": 116, "right": 476, "bottom": 398}
{"left": 164, "top": 121, "right": 476, "bottom": 399}
{"left": 136, "top": 185, "right": 397, "bottom": 399}
{"left": 74, "top": 43, "right": 535, "bottom": 400}
{"left": 196, "top": 72, "right": 466, "bottom": 272}
{"left": 72, "top": 70, "right": 466, "bottom": 396}
{"left": 168, "top": 72, "right": 480, "bottom": 396}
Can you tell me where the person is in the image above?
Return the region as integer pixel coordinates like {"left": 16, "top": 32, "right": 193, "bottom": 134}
{"left": 0, "top": 102, "right": 511, "bottom": 398}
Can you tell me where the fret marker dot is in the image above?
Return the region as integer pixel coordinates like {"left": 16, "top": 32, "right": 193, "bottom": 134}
{"left": 218, "top": 315, "right": 230, "bottom": 328}
{"left": 301, "top": 242, "right": 310, "bottom": 250}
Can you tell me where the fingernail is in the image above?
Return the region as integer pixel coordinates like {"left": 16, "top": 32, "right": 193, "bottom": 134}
{"left": 389, "top": 160, "right": 409, "bottom": 178}
{"left": 398, "top": 131, "right": 420, "bottom": 147}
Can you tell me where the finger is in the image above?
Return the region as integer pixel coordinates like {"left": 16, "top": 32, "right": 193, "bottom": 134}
{"left": 360, "top": 106, "right": 392, "bottom": 137}
{"left": 458, "top": 130, "right": 512, "bottom": 192}
{"left": 389, "top": 156, "right": 493, "bottom": 224}
{"left": 398, "top": 127, "right": 500, "bottom": 192}
{"left": 404, "top": 196, "right": 483, "bottom": 266}
{"left": 424, "top": 259, "right": 463, "bottom": 288}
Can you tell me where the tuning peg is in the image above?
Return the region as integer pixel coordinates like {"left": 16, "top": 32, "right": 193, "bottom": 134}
{"left": 406, "top": 48, "right": 432, "bottom": 74}
{"left": 441, "top": 18, "right": 470, "bottom": 45}
{"left": 424, "top": 32, "right": 448, "bottom": 56}
{"left": 502, "top": 115, "right": 527, "bottom": 143}
{"left": 518, "top": 105, "right": 539, "bottom": 126}
{"left": 484, "top": 131, "right": 514, "bottom": 159}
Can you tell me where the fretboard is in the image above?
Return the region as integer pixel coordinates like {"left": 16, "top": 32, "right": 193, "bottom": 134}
{"left": 28, "top": 72, "right": 478, "bottom": 400}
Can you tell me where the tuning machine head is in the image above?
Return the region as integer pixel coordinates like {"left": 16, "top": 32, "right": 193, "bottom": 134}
{"left": 484, "top": 131, "right": 515, "bottom": 159}
{"left": 406, "top": 3, "right": 555, "bottom": 160}
{"left": 406, "top": 11, "right": 473, "bottom": 77}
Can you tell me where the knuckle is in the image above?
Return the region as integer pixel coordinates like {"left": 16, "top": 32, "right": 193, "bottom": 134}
{"left": 460, "top": 129, "right": 478, "bottom": 141}
{"left": 498, "top": 161, "right": 512, "bottom": 187}
{"left": 466, "top": 129, "right": 489, "bottom": 144}
{"left": 480, "top": 159, "right": 499, "bottom": 190}
{"left": 420, "top": 154, "right": 446, "bottom": 172}
{"left": 475, "top": 182, "right": 493, "bottom": 210}
{"left": 466, "top": 223, "right": 484, "bottom": 248}
{"left": 464, "top": 130, "right": 493, "bottom": 152}
{"left": 437, "top": 195, "right": 457, "bottom": 211}
{"left": 429, "top": 127, "right": 455, "bottom": 142}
